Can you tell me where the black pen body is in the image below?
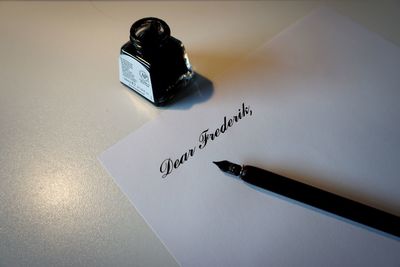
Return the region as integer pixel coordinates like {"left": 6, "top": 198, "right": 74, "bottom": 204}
{"left": 240, "top": 165, "right": 400, "bottom": 237}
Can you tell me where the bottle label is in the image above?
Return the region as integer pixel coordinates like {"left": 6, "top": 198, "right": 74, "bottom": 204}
{"left": 119, "top": 54, "right": 154, "bottom": 102}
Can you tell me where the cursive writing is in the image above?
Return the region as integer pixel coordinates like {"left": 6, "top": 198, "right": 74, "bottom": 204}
{"left": 159, "top": 102, "right": 253, "bottom": 178}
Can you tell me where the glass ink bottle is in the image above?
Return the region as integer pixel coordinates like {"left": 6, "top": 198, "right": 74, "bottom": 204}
{"left": 119, "top": 17, "right": 194, "bottom": 106}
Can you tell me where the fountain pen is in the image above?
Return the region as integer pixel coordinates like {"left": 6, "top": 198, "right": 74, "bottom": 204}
{"left": 213, "top": 160, "right": 400, "bottom": 238}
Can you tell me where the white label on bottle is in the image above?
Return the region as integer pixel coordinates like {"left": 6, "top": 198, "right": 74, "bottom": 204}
{"left": 119, "top": 54, "right": 154, "bottom": 102}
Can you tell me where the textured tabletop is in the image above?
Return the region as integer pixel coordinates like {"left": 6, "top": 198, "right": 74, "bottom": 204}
{"left": 1, "top": 1, "right": 400, "bottom": 266}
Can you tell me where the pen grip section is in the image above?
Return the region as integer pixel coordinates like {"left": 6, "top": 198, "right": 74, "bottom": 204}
{"left": 241, "top": 166, "right": 400, "bottom": 237}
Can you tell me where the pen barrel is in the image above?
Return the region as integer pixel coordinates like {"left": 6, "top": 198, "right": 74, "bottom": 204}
{"left": 241, "top": 166, "right": 400, "bottom": 237}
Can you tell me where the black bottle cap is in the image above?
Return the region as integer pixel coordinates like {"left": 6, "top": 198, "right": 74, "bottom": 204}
{"left": 130, "top": 17, "right": 171, "bottom": 50}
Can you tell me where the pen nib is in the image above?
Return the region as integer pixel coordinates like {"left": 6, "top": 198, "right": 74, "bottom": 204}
{"left": 213, "top": 160, "right": 242, "bottom": 176}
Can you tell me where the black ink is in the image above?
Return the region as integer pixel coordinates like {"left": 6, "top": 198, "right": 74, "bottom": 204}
{"left": 160, "top": 146, "right": 196, "bottom": 178}
{"left": 120, "top": 17, "right": 194, "bottom": 106}
{"left": 197, "top": 103, "right": 253, "bottom": 150}
{"left": 160, "top": 158, "right": 173, "bottom": 178}
{"left": 159, "top": 102, "right": 253, "bottom": 178}
{"left": 214, "top": 128, "right": 220, "bottom": 138}
{"left": 220, "top": 117, "right": 227, "bottom": 133}
{"left": 198, "top": 129, "right": 209, "bottom": 149}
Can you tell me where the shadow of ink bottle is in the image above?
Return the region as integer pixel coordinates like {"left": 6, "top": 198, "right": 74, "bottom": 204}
{"left": 119, "top": 17, "right": 194, "bottom": 106}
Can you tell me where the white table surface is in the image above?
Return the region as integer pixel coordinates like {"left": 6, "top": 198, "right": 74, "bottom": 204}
{"left": 1, "top": 1, "right": 400, "bottom": 266}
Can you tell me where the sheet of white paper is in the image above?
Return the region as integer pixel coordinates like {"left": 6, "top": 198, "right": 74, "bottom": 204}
{"left": 100, "top": 8, "right": 400, "bottom": 267}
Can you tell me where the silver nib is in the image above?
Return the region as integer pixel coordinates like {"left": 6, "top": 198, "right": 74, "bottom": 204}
{"left": 213, "top": 160, "right": 242, "bottom": 176}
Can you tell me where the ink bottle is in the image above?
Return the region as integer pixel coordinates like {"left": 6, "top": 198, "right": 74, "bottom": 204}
{"left": 119, "top": 17, "right": 194, "bottom": 106}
